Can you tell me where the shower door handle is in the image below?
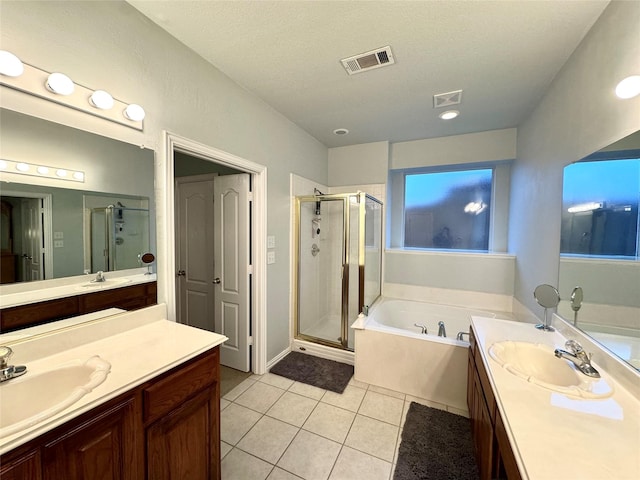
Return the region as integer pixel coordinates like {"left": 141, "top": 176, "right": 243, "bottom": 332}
{"left": 213, "top": 277, "right": 221, "bottom": 284}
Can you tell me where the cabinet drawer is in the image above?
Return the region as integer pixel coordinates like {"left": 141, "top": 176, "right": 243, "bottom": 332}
{"left": 143, "top": 348, "right": 219, "bottom": 424}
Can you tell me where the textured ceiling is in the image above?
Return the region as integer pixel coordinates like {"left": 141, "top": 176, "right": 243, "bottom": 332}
{"left": 128, "top": 1, "right": 609, "bottom": 148}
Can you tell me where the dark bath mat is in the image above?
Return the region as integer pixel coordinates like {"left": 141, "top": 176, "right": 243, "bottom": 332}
{"left": 394, "top": 402, "right": 479, "bottom": 480}
{"left": 269, "top": 351, "right": 354, "bottom": 393}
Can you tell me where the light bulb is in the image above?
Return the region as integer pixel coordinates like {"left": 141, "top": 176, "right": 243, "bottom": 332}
{"left": 0, "top": 160, "right": 7, "bottom": 170}
{"left": 72, "top": 171, "right": 84, "bottom": 181}
{"left": 615, "top": 75, "right": 640, "bottom": 99}
{"left": 46, "top": 72, "right": 75, "bottom": 95}
{"left": 439, "top": 110, "right": 459, "bottom": 120}
{"left": 0, "top": 50, "right": 24, "bottom": 77}
{"left": 56, "top": 169, "right": 68, "bottom": 178}
{"left": 90, "top": 90, "right": 114, "bottom": 110}
{"left": 16, "top": 163, "right": 29, "bottom": 172}
{"left": 124, "top": 104, "right": 145, "bottom": 121}
{"left": 37, "top": 166, "right": 50, "bottom": 175}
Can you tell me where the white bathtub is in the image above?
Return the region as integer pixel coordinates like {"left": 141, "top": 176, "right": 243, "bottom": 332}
{"left": 353, "top": 297, "right": 502, "bottom": 413}
{"left": 365, "top": 298, "right": 496, "bottom": 345}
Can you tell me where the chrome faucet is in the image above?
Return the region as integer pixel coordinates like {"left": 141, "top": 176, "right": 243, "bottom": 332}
{"left": 554, "top": 340, "right": 600, "bottom": 378}
{"left": 0, "top": 346, "right": 27, "bottom": 383}
{"left": 362, "top": 305, "right": 369, "bottom": 316}
{"left": 456, "top": 331, "right": 470, "bottom": 341}
{"left": 438, "top": 321, "right": 447, "bottom": 338}
{"left": 92, "top": 271, "right": 106, "bottom": 283}
{"left": 414, "top": 323, "right": 428, "bottom": 334}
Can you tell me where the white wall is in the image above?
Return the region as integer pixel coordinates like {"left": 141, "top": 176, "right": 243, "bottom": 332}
{"left": 510, "top": 0, "right": 640, "bottom": 315}
{"left": 1, "top": 1, "right": 328, "bottom": 363}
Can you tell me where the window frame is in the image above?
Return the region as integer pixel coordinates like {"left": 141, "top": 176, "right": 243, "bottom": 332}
{"left": 388, "top": 162, "right": 511, "bottom": 253}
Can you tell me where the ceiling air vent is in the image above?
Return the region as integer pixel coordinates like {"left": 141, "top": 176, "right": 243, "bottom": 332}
{"left": 433, "top": 90, "right": 463, "bottom": 108}
{"left": 341, "top": 46, "right": 395, "bottom": 75}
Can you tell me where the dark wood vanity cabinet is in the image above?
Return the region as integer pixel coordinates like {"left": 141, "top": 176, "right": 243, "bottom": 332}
{"left": 0, "top": 347, "right": 220, "bottom": 480}
{"left": 468, "top": 327, "right": 521, "bottom": 480}
{"left": 0, "top": 281, "right": 157, "bottom": 332}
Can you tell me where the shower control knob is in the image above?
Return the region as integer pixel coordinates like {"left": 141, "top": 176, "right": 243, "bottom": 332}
{"left": 213, "top": 277, "right": 221, "bottom": 284}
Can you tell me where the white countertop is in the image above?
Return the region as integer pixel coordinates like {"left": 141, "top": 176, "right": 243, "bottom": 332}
{"left": 471, "top": 316, "right": 640, "bottom": 480}
{"left": 0, "top": 304, "right": 227, "bottom": 455}
{"left": 0, "top": 270, "right": 156, "bottom": 309}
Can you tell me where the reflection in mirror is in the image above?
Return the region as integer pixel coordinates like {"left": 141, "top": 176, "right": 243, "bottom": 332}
{"left": 141, "top": 252, "right": 155, "bottom": 275}
{"left": 0, "top": 108, "right": 156, "bottom": 337}
{"left": 534, "top": 284, "right": 560, "bottom": 332}
{"left": 569, "top": 286, "right": 584, "bottom": 326}
{"left": 0, "top": 108, "right": 156, "bottom": 287}
{"left": 558, "top": 130, "right": 640, "bottom": 370}
{"left": 0, "top": 184, "right": 150, "bottom": 283}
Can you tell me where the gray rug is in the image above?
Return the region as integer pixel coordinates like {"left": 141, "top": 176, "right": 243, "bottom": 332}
{"left": 394, "top": 402, "right": 479, "bottom": 480}
{"left": 269, "top": 351, "right": 353, "bottom": 393}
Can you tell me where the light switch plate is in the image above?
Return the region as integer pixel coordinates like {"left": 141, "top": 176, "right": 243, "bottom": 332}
{"left": 54, "top": 240, "right": 64, "bottom": 248}
{"left": 54, "top": 231, "right": 64, "bottom": 239}
{"left": 267, "top": 235, "right": 276, "bottom": 249}
{"left": 267, "top": 251, "right": 276, "bottom": 264}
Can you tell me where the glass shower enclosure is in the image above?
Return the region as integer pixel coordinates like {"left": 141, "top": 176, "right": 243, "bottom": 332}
{"left": 90, "top": 205, "right": 150, "bottom": 272}
{"left": 294, "top": 192, "right": 382, "bottom": 350}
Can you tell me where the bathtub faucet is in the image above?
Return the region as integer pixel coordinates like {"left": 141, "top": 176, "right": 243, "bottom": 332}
{"left": 437, "top": 321, "right": 446, "bottom": 338}
{"left": 414, "top": 323, "right": 428, "bottom": 335}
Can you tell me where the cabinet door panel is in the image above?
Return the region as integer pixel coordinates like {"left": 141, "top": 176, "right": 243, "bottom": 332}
{"left": 43, "top": 397, "right": 138, "bottom": 480}
{"left": 147, "top": 387, "right": 219, "bottom": 480}
{"left": 0, "top": 449, "right": 42, "bottom": 480}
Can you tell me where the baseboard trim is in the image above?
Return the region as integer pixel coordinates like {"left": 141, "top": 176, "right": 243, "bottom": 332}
{"left": 291, "top": 339, "right": 355, "bottom": 365}
{"left": 266, "top": 347, "right": 292, "bottom": 370}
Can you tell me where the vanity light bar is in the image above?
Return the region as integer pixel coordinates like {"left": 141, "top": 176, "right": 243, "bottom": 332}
{"left": 0, "top": 51, "right": 144, "bottom": 131}
{"left": 0, "top": 159, "right": 85, "bottom": 183}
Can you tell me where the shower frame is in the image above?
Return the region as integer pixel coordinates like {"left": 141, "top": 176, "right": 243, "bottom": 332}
{"left": 293, "top": 191, "right": 382, "bottom": 350}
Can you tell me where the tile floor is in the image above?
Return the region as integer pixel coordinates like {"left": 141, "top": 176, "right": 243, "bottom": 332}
{"left": 220, "top": 372, "right": 468, "bottom": 480}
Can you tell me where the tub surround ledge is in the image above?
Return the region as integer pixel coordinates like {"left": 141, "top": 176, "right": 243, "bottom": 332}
{"left": 471, "top": 315, "right": 640, "bottom": 479}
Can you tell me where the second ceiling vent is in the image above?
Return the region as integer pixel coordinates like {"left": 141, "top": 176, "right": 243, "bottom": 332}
{"left": 341, "top": 46, "right": 395, "bottom": 75}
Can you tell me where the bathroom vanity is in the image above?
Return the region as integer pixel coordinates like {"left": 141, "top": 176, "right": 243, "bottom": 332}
{"left": 468, "top": 316, "right": 640, "bottom": 480}
{"left": 0, "top": 275, "right": 157, "bottom": 332}
{"left": 0, "top": 305, "right": 227, "bottom": 480}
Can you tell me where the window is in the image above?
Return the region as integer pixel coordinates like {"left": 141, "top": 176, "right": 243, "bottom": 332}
{"left": 403, "top": 169, "right": 493, "bottom": 250}
{"left": 561, "top": 158, "right": 640, "bottom": 259}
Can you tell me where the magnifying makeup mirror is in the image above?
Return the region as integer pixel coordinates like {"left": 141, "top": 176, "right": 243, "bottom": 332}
{"left": 140, "top": 252, "right": 155, "bottom": 275}
{"left": 534, "top": 284, "right": 561, "bottom": 332}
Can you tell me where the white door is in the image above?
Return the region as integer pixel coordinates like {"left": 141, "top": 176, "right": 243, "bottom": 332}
{"left": 20, "top": 198, "right": 43, "bottom": 281}
{"left": 214, "top": 174, "right": 251, "bottom": 372}
{"left": 175, "top": 176, "right": 216, "bottom": 331}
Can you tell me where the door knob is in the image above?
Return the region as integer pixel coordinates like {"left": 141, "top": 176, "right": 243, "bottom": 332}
{"left": 176, "top": 270, "right": 186, "bottom": 276}
{"left": 213, "top": 278, "right": 221, "bottom": 284}
{"left": 22, "top": 254, "right": 33, "bottom": 260}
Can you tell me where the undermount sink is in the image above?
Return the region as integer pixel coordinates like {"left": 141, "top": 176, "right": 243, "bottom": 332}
{"left": 488, "top": 341, "right": 613, "bottom": 399}
{"left": 0, "top": 356, "right": 111, "bottom": 436}
{"left": 77, "top": 278, "right": 131, "bottom": 289}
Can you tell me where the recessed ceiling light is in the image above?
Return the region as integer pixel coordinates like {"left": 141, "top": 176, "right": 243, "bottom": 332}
{"left": 0, "top": 50, "right": 24, "bottom": 77}
{"left": 615, "top": 75, "right": 640, "bottom": 99}
{"left": 333, "top": 128, "right": 349, "bottom": 135}
{"left": 439, "top": 110, "right": 459, "bottom": 120}
{"left": 46, "top": 72, "right": 75, "bottom": 95}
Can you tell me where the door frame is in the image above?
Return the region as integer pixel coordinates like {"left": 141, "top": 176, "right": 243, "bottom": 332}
{"left": 160, "top": 131, "right": 268, "bottom": 375}
{"left": 0, "top": 189, "right": 53, "bottom": 280}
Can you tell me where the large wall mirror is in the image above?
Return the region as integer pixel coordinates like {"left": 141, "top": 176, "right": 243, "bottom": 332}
{"left": 558, "top": 130, "right": 640, "bottom": 371}
{"left": 0, "top": 108, "right": 156, "bottom": 329}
